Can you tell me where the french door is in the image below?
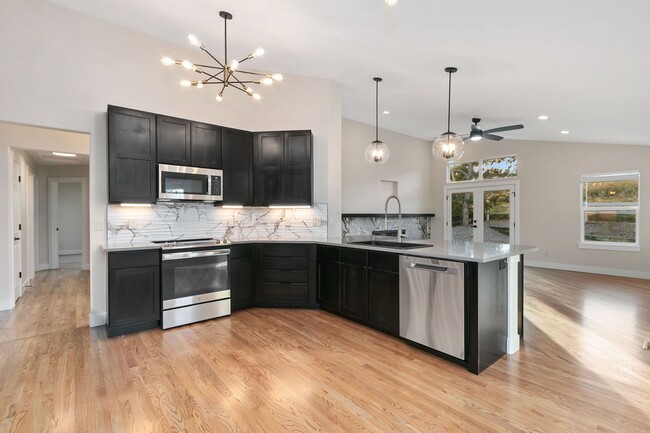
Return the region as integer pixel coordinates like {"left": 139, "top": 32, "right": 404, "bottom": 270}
{"left": 444, "top": 181, "right": 519, "bottom": 244}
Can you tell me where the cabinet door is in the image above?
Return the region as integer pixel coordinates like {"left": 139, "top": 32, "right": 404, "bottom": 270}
{"left": 108, "top": 106, "right": 156, "bottom": 203}
{"left": 318, "top": 260, "right": 340, "bottom": 311}
{"left": 222, "top": 128, "right": 253, "bottom": 205}
{"left": 191, "top": 122, "right": 222, "bottom": 169}
{"left": 157, "top": 115, "right": 191, "bottom": 165}
{"left": 283, "top": 130, "right": 312, "bottom": 205}
{"left": 368, "top": 269, "right": 399, "bottom": 335}
{"left": 254, "top": 132, "right": 284, "bottom": 205}
{"left": 340, "top": 263, "right": 367, "bottom": 321}
{"left": 231, "top": 256, "right": 254, "bottom": 310}
{"left": 108, "top": 265, "right": 160, "bottom": 328}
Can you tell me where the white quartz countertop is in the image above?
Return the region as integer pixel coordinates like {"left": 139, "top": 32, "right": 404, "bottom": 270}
{"left": 104, "top": 236, "right": 537, "bottom": 263}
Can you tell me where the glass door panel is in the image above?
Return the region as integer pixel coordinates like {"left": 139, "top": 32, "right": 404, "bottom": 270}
{"left": 450, "top": 191, "right": 476, "bottom": 242}
{"left": 483, "top": 189, "right": 512, "bottom": 244}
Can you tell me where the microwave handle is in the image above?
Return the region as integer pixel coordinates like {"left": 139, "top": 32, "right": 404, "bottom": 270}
{"left": 163, "top": 249, "right": 231, "bottom": 261}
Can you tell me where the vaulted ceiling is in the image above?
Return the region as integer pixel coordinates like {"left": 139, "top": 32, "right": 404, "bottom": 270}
{"left": 47, "top": 0, "right": 650, "bottom": 145}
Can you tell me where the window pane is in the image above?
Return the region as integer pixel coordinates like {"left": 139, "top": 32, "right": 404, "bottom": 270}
{"left": 451, "top": 192, "right": 474, "bottom": 241}
{"left": 484, "top": 190, "right": 511, "bottom": 244}
{"left": 482, "top": 156, "right": 517, "bottom": 179}
{"left": 449, "top": 161, "right": 479, "bottom": 182}
{"left": 584, "top": 210, "right": 637, "bottom": 243}
{"left": 582, "top": 180, "right": 639, "bottom": 207}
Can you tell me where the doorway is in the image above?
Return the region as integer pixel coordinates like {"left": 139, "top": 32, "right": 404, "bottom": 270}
{"left": 444, "top": 181, "right": 519, "bottom": 244}
{"left": 48, "top": 178, "right": 88, "bottom": 270}
{"left": 12, "top": 159, "right": 23, "bottom": 300}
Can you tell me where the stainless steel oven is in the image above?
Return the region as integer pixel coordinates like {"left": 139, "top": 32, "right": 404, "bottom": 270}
{"left": 158, "top": 164, "right": 223, "bottom": 201}
{"left": 160, "top": 240, "right": 230, "bottom": 329}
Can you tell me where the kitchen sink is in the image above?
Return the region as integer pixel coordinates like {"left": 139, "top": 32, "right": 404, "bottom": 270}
{"left": 348, "top": 240, "right": 431, "bottom": 249}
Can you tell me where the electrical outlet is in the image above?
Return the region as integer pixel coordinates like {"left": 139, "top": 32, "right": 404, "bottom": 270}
{"left": 93, "top": 220, "right": 104, "bottom": 231}
{"left": 313, "top": 217, "right": 322, "bottom": 227}
{"left": 227, "top": 218, "right": 234, "bottom": 227}
{"left": 643, "top": 340, "right": 649, "bottom": 350}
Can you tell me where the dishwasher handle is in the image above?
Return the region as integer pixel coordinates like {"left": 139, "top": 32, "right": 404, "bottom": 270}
{"left": 409, "top": 262, "right": 449, "bottom": 273}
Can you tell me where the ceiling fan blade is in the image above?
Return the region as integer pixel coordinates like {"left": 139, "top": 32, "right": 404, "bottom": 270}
{"left": 483, "top": 124, "right": 524, "bottom": 134}
{"left": 483, "top": 133, "right": 504, "bottom": 141}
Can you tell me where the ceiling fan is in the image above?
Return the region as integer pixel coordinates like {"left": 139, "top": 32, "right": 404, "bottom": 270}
{"left": 465, "top": 118, "right": 524, "bottom": 141}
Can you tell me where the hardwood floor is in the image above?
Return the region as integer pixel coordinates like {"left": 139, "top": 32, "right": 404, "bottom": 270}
{"left": 0, "top": 267, "right": 649, "bottom": 432}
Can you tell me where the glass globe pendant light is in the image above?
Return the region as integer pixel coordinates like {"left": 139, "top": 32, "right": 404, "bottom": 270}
{"left": 432, "top": 67, "right": 465, "bottom": 163}
{"left": 365, "top": 77, "right": 390, "bottom": 164}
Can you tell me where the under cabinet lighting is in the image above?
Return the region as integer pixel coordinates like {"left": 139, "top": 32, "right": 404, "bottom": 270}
{"left": 561, "top": 130, "right": 570, "bottom": 134}
{"left": 52, "top": 151, "right": 77, "bottom": 157}
{"left": 222, "top": 205, "right": 244, "bottom": 209}
{"left": 269, "top": 205, "right": 312, "bottom": 209}
{"left": 120, "top": 203, "right": 152, "bottom": 207}
{"left": 537, "top": 115, "right": 549, "bottom": 120}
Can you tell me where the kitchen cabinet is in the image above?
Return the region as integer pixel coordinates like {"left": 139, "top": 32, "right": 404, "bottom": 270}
{"left": 156, "top": 115, "right": 191, "bottom": 166}
{"left": 191, "top": 121, "right": 222, "bottom": 169}
{"left": 254, "top": 243, "right": 317, "bottom": 307}
{"left": 340, "top": 248, "right": 368, "bottom": 321}
{"left": 253, "top": 130, "right": 312, "bottom": 206}
{"left": 107, "top": 250, "right": 160, "bottom": 337}
{"left": 107, "top": 106, "right": 157, "bottom": 204}
{"left": 222, "top": 128, "right": 254, "bottom": 206}
{"left": 230, "top": 244, "right": 254, "bottom": 311}
{"left": 317, "top": 245, "right": 340, "bottom": 312}
{"left": 367, "top": 252, "right": 400, "bottom": 336}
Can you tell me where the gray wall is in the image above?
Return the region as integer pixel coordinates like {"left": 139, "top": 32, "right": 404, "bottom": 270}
{"left": 57, "top": 182, "right": 82, "bottom": 254}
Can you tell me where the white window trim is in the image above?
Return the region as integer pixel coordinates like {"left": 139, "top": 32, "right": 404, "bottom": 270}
{"left": 578, "top": 171, "right": 640, "bottom": 252}
{"left": 446, "top": 154, "right": 518, "bottom": 184}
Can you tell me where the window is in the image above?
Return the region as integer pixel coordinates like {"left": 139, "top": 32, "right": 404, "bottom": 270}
{"left": 448, "top": 155, "right": 517, "bottom": 183}
{"left": 580, "top": 171, "right": 640, "bottom": 251}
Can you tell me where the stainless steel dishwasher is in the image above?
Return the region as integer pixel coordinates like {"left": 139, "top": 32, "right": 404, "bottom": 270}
{"left": 399, "top": 255, "right": 466, "bottom": 360}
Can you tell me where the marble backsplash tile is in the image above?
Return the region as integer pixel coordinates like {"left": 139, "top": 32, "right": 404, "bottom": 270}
{"left": 107, "top": 203, "right": 328, "bottom": 243}
{"left": 342, "top": 216, "right": 432, "bottom": 239}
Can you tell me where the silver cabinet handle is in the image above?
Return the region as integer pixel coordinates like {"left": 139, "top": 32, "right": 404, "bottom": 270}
{"left": 409, "top": 262, "right": 448, "bottom": 273}
{"left": 163, "top": 249, "right": 230, "bottom": 261}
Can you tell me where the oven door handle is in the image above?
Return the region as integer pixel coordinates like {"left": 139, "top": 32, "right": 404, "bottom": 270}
{"left": 162, "top": 249, "right": 231, "bottom": 261}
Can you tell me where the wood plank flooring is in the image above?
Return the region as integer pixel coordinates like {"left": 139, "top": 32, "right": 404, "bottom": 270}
{"left": 0, "top": 267, "right": 649, "bottom": 432}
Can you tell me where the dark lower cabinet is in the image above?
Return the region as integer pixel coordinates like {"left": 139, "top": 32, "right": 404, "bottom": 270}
{"left": 340, "top": 263, "right": 367, "bottom": 321}
{"left": 108, "top": 106, "right": 157, "bottom": 204}
{"left": 107, "top": 250, "right": 160, "bottom": 337}
{"left": 317, "top": 260, "right": 340, "bottom": 311}
{"left": 367, "top": 269, "right": 399, "bottom": 336}
{"left": 230, "top": 244, "right": 254, "bottom": 311}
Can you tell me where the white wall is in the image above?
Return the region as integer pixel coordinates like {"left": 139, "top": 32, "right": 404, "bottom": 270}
{"left": 433, "top": 139, "right": 650, "bottom": 277}
{"left": 0, "top": 0, "right": 342, "bottom": 320}
{"left": 57, "top": 182, "right": 82, "bottom": 254}
{"left": 342, "top": 118, "right": 436, "bottom": 214}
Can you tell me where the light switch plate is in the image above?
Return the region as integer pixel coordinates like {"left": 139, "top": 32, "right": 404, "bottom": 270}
{"left": 313, "top": 217, "right": 322, "bottom": 227}
{"left": 93, "top": 220, "right": 104, "bottom": 231}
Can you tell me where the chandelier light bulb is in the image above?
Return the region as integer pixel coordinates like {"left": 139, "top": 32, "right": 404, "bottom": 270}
{"left": 188, "top": 34, "right": 201, "bottom": 47}
{"left": 261, "top": 77, "right": 274, "bottom": 86}
{"left": 216, "top": 93, "right": 224, "bottom": 102}
{"left": 161, "top": 56, "right": 175, "bottom": 66}
{"left": 244, "top": 86, "right": 253, "bottom": 95}
{"left": 181, "top": 60, "right": 194, "bottom": 70}
{"left": 180, "top": 79, "right": 191, "bottom": 87}
{"left": 271, "top": 73, "right": 284, "bottom": 81}
{"left": 229, "top": 59, "right": 240, "bottom": 71}
{"left": 253, "top": 93, "right": 261, "bottom": 101}
{"left": 385, "top": 0, "right": 399, "bottom": 6}
{"left": 195, "top": 81, "right": 204, "bottom": 89}
{"left": 253, "top": 47, "right": 265, "bottom": 57}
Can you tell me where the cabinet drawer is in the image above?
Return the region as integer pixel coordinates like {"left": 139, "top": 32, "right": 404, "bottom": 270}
{"left": 262, "top": 270, "right": 308, "bottom": 284}
{"left": 262, "top": 256, "right": 308, "bottom": 270}
{"left": 260, "top": 283, "right": 309, "bottom": 302}
{"left": 340, "top": 248, "right": 368, "bottom": 266}
{"left": 229, "top": 244, "right": 252, "bottom": 259}
{"left": 368, "top": 251, "right": 399, "bottom": 273}
{"left": 109, "top": 250, "right": 160, "bottom": 270}
{"left": 317, "top": 245, "right": 339, "bottom": 262}
{"left": 262, "top": 244, "right": 309, "bottom": 257}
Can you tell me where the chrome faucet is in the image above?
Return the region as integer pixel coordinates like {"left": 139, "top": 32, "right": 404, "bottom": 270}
{"left": 384, "top": 195, "right": 403, "bottom": 242}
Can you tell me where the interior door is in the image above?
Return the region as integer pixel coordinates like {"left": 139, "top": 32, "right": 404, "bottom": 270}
{"left": 13, "top": 160, "right": 22, "bottom": 299}
{"left": 446, "top": 184, "right": 516, "bottom": 244}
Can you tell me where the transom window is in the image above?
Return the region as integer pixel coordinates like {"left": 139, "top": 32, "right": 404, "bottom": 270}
{"left": 579, "top": 171, "right": 640, "bottom": 251}
{"left": 448, "top": 155, "right": 517, "bottom": 183}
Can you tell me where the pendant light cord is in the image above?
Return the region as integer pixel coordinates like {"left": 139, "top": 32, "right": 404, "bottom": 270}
{"left": 447, "top": 69, "right": 452, "bottom": 133}
{"left": 375, "top": 79, "right": 379, "bottom": 142}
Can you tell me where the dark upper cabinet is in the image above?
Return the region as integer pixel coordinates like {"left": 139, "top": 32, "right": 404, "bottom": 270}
{"left": 156, "top": 115, "right": 191, "bottom": 166}
{"left": 107, "top": 250, "right": 160, "bottom": 337}
{"left": 253, "top": 130, "right": 312, "bottom": 206}
{"left": 230, "top": 244, "right": 254, "bottom": 311}
{"left": 222, "top": 128, "right": 254, "bottom": 206}
{"left": 191, "top": 122, "right": 222, "bottom": 169}
{"left": 108, "top": 106, "right": 157, "bottom": 204}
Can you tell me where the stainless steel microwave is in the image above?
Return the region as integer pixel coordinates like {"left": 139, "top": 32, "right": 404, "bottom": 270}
{"left": 158, "top": 164, "right": 223, "bottom": 202}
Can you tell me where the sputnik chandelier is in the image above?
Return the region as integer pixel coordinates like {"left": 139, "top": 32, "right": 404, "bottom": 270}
{"left": 161, "top": 11, "right": 283, "bottom": 102}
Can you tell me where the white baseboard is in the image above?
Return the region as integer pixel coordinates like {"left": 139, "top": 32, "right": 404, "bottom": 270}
{"left": 59, "top": 249, "right": 82, "bottom": 255}
{"left": 89, "top": 312, "right": 107, "bottom": 327}
{"left": 526, "top": 260, "right": 650, "bottom": 280}
{"left": 37, "top": 263, "right": 50, "bottom": 271}
{"left": 506, "top": 336, "right": 520, "bottom": 354}
{"left": 0, "top": 298, "right": 15, "bottom": 311}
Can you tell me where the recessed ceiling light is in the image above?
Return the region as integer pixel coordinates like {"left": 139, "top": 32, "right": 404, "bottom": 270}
{"left": 383, "top": 110, "right": 390, "bottom": 115}
{"left": 537, "top": 115, "right": 549, "bottom": 120}
{"left": 52, "top": 151, "right": 77, "bottom": 157}
{"left": 560, "top": 130, "right": 570, "bottom": 134}
{"left": 385, "top": 0, "right": 398, "bottom": 6}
